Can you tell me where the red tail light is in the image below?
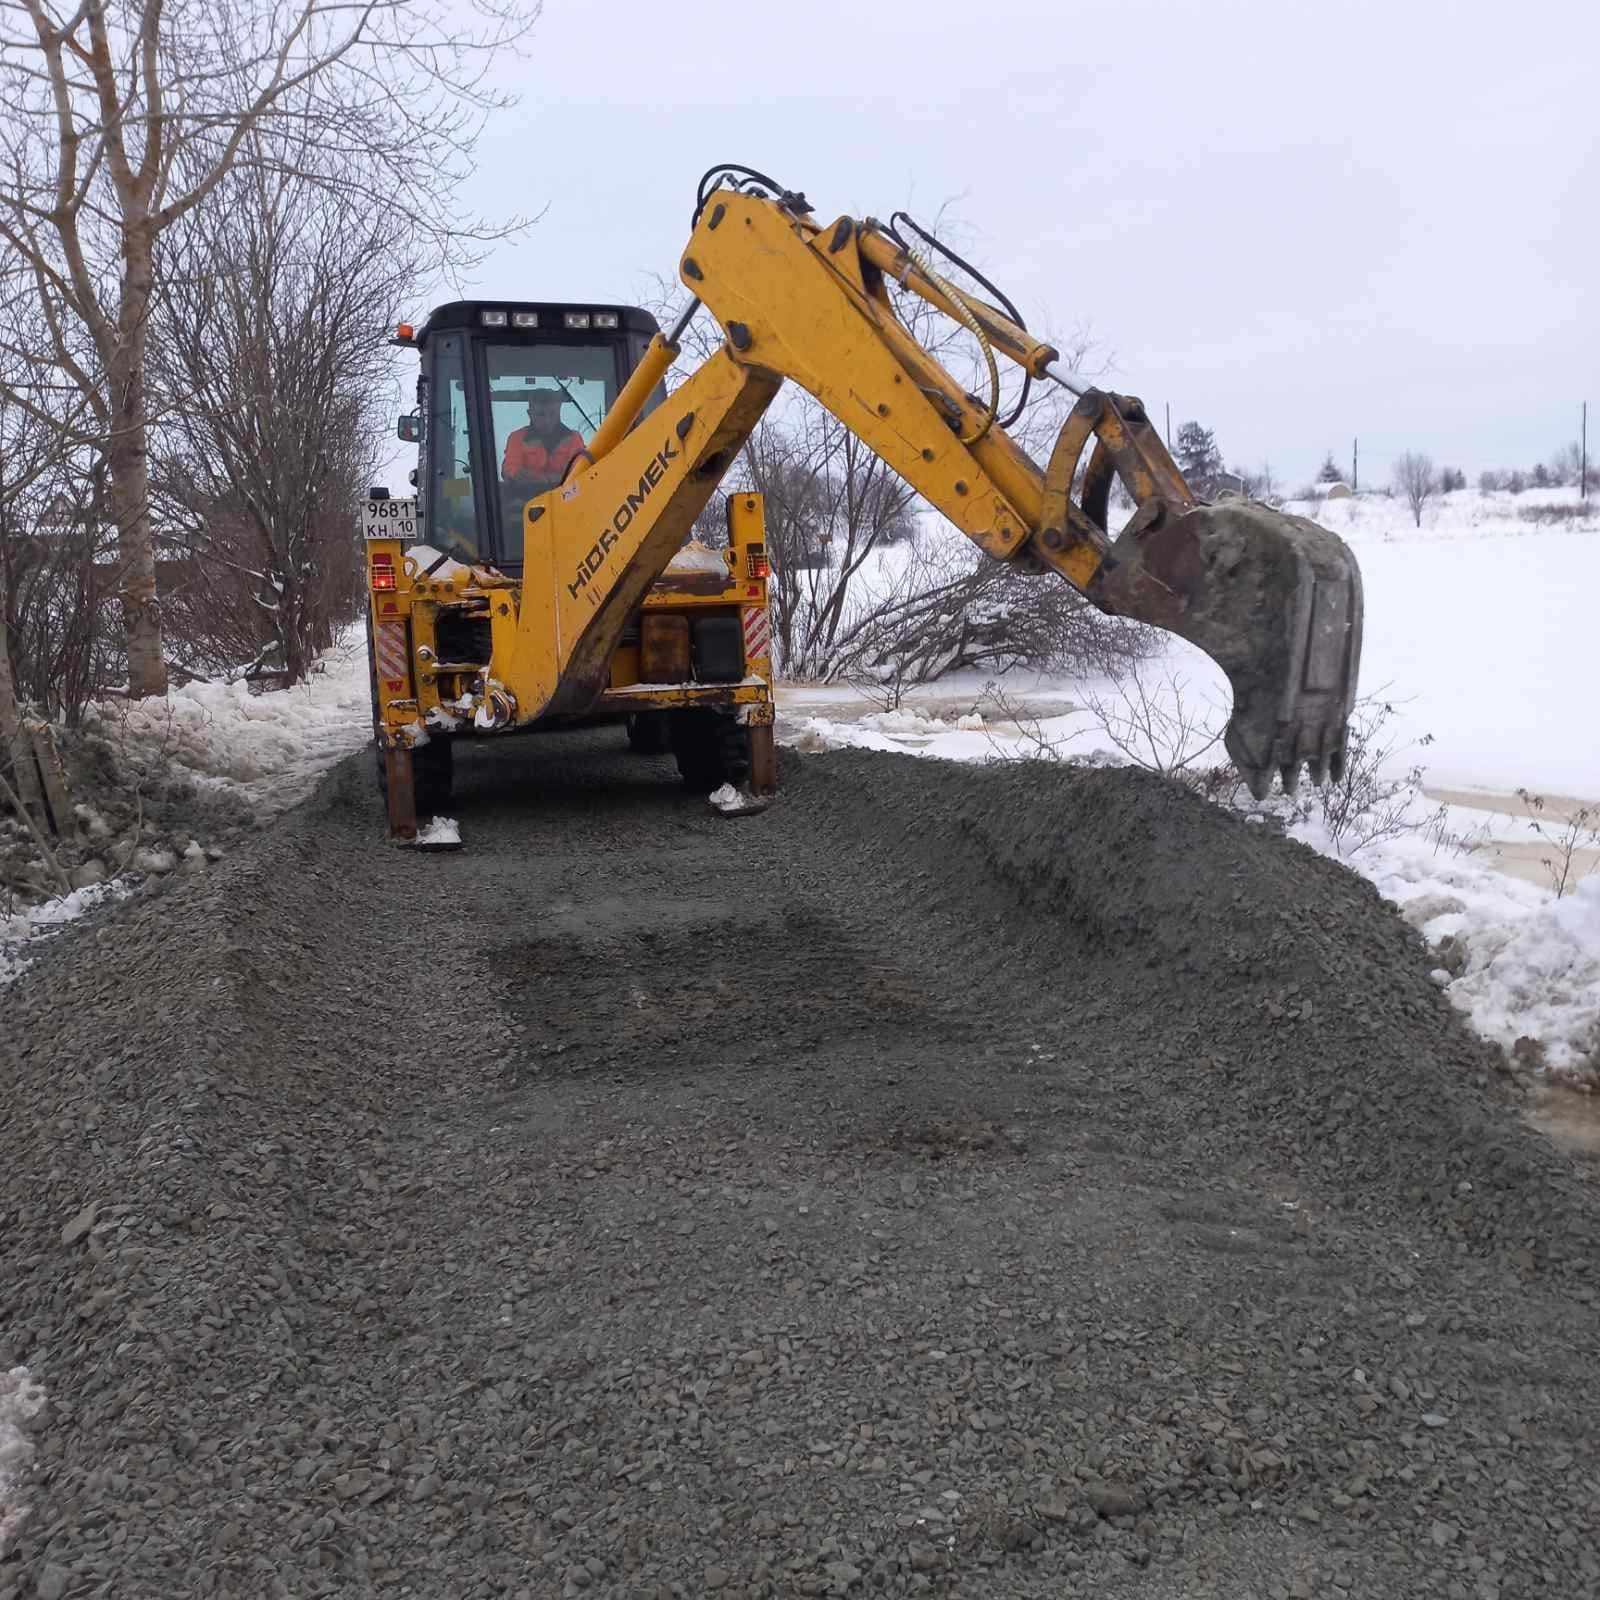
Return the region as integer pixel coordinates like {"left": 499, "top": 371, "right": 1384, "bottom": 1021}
{"left": 370, "top": 552, "right": 397, "bottom": 591}
{"left": 746, "top": 545, "right": 770, "bottom": 580}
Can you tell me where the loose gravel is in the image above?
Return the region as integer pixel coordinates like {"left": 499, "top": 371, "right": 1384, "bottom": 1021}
{"left": 1, "top": 732, "right": 1596, "bottom": 1599}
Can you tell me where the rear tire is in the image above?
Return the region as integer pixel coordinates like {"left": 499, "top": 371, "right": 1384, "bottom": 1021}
{"left": 670, "top": 711, "right": 749, "bottom": 794}
{"left": 413, "top": 736, "right": 454, "bottom": 817}
{"left": 373, "top": 734, "right": 454, "bottom": 817}
{"left": 626, "top": 712, "right": 671, "bottom": 754}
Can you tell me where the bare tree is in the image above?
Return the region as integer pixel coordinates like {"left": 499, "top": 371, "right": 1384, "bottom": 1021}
{"left": 835, "top": 536, "right": 1152, "bottom": 703}
{"left": 1515, "top": 790, "right": 1600, "bottom": 899}
{"left": 0, "top": 0, "right": 535, "bottom": 697}
{"left": 0, "top": 335, "right": 111, "bottom": 723}
{"left": 1083, "top": 661, "right": 1224, "bottom": 780}
{"left": 1393, "top": 451, "right": 1437, "bottom": 527}
{"left": 149, "top": 151, "right": 415, "bottom": 682}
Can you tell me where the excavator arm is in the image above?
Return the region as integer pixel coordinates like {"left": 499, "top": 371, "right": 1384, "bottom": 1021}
{"left": 515, "top": 179, "right": 1361, "bottom": 796}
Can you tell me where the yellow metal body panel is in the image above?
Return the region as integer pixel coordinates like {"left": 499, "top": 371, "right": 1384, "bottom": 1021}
{"left": 686, "top": 198, "right": 1034, "bottom": 564}
{"left": 503, "top": 349, "right": 780, "bottom": 720}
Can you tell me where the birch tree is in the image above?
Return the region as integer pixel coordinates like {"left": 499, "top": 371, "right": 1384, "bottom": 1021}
{"left": 0, "top": 0, "right": 534, "bottom": 697}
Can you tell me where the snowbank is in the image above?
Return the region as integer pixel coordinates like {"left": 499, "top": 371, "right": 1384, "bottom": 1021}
{"left": 2, "top": 632, "right": 373, "bottom": 990}
{"left": 87, "top": 630, "right": 373, "bottom": 809}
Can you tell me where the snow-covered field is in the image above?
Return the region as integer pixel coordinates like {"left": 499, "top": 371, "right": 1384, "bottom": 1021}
{"left": 1298, "top": 487, "right": 1600, "bottom": 797}
{"left": 4, "top": 489, "right": 1596, "bottom": 1075}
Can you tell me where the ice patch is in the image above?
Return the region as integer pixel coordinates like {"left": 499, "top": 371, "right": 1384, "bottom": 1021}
{"left": 0, "top": 1367, "right": 46, "bottom": 1556}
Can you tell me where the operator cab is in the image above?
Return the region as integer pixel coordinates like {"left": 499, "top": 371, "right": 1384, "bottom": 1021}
{"left": 400, "top": 301, "right": 663, "bottom": 573}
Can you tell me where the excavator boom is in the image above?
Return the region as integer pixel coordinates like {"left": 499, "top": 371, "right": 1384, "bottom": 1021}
{"left": 537, "top": 178, "right": 1360, "bottom": 796}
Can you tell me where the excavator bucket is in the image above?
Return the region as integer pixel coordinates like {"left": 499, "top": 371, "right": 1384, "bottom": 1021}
{"left": 1043, "top": 392, "right": 1363, "bottom": 799}
{"left": 1090, "top": 499, "right": 1363, "bottom": 799}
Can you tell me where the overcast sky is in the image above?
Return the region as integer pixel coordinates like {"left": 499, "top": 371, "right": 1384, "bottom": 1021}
{"left": 443, "top": 0, "right": 1597, "bottom": 490}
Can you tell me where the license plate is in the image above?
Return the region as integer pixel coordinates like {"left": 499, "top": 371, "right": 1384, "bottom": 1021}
{"left": 361, "top": 497, "right": 417, "bottom": 541}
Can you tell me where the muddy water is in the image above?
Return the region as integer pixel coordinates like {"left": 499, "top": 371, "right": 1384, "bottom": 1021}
{"left": 1524, "top": 1080, "right": 1600, "bottom": 1160}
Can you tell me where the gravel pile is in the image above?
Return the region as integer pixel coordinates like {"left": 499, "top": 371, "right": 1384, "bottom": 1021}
{"left": 1, "top": 734, "right": 1596, "bottom": 1599}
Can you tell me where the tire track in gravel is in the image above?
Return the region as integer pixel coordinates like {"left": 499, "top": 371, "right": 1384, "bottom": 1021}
{"left": 1, "top": 731, "right": 1597, "bottom": 1600}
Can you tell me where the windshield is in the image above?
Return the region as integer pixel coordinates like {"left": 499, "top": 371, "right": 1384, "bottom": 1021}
{"left": 488, "top": 342, "right": 618, "bottom": 564}
{"left": 423, "top": 335, "right": 625, "bottom": 568}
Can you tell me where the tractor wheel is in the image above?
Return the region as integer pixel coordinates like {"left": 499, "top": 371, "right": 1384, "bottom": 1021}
{"left": 373, "top": 734, "right": 453, "bottom": 815}
{"left": 413, "top": 736, "right": 455, "bottom": 818}
{"left": 670, "top": 711, "right": 750, "bottom": 794}
{"left": 626, "top": 712, "right": 671, "bottom": 754}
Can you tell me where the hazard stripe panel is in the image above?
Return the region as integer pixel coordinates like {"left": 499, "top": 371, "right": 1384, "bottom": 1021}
{"left": 742, "top": 608, "right": 771, "bottom": 661}
{"left": 375, "top": 621, "right": 410, "bottom": 687}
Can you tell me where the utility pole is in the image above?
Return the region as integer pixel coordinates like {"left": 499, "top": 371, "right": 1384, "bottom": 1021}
{"left": 1165, "top": 402, "right": 1171, "bottom": 449}
{"left": 1352, "top": 437, "right": 1359, "bottom": 493}
{"left": 1583, "top": 401, "right": 1589, "bottom": 500}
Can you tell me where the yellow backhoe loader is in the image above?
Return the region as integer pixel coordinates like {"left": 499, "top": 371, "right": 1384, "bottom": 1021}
{"left": 365, "top": 166, "right": 1362, "bottom": 837}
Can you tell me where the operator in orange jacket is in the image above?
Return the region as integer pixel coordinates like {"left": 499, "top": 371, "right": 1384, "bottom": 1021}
{"left": 502, "top": 389, "right": 585, "bottom": 490}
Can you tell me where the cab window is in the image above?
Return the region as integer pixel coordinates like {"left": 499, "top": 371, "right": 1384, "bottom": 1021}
{"left": 487, "top": 341, "right": 619, "bottom": 565}
{"left": 425, "top": 332, "right": 477, "bottom": 553}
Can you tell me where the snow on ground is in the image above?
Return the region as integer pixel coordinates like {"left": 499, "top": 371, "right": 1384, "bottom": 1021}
{"left": 1293, "top": 488, "right": 1600, "bottom": 797}
{"left": 0, "top": 631, "right": 373, "bottom": 988}
{"left": 87, "top": 629, "right": 374, "bottom": 810}
{"left": 0, "top": 881, "right": 132, "bottom": 988}
{"left": 0, "top": 1367, "right": 46, "bottom": 1557}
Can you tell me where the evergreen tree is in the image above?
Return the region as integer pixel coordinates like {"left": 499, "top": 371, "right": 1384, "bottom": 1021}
{"left": 1317, "top": 452, "right": 1344, "bottom": 484}
{"left": 1173, "top": 421, "right": 1223, "bottom": 493}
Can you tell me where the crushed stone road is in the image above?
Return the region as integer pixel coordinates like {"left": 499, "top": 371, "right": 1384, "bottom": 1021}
{"left": 2, "top": 732, "right": 1597, "bottom": 1599}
